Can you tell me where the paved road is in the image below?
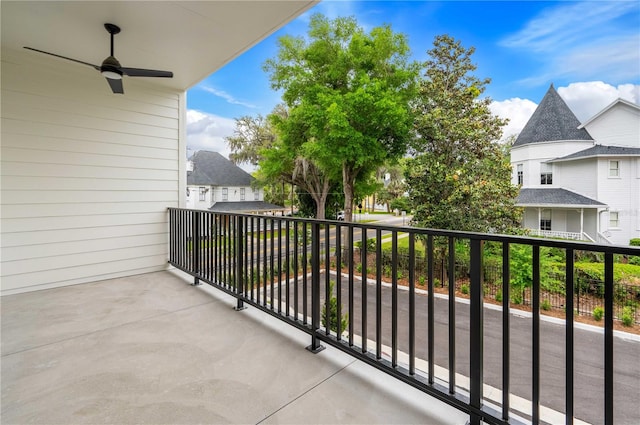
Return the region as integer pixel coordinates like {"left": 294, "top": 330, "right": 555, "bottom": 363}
{"left": 265, "top": 273, "right": 640, "bottom": 425}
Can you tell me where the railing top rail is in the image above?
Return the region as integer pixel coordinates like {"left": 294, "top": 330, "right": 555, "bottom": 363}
{"left": 167, "top": 208, "right": 640, "bottom": 256}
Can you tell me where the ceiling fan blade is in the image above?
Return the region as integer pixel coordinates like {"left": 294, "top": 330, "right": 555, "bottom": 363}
{"left": 24, "top": 47, "right": 100, "bottom": 71}
{"left": 106, "top": 78, "right": 124, "bottom": 94}
{"left": 121, "top": 67, "right": 173, "bottom": 78}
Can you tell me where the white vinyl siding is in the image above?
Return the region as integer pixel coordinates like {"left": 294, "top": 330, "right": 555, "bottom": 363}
{"left": 1, "top": 48, "right": 183, "bottom": 294}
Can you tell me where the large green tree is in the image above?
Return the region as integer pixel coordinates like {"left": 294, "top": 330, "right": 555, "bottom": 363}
{"left": 406, "top": 35, "right": 521, "bottom": 233}
{"left": 226, "top": 105, "right": 337, "bottom": 218}
{"left": 264, "top": 14, "right": 418, "bottom": 222}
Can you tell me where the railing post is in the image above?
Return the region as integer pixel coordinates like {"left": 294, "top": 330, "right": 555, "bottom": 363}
{"left": 306, "top": 221, "right": 325, "bottom": 353}
{"left": 192, "top": 210, "right": 201, "bottom": 286}
{"left": 234, "top": 216, "right": 247, "bottom": 311}
{"left": 469, "top": 238, "right": 484, "bottom": 425}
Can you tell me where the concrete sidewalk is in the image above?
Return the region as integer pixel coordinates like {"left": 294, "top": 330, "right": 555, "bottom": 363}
{"left": 1, "top": 270, "right": 467, "bottom": 424}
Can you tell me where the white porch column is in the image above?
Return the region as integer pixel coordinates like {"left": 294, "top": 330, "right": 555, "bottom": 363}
{"left": 538, "top": 208, "right": 542, "bottom": 230}
{"left": 580, "top": 208, "right": 584, "bottom": 238}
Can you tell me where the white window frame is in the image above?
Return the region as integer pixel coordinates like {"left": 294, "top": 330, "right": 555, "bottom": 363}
{"left": 240, "top": 187, "right": 245, "bottom": 201}
{"left": 540, "top": 163, "right": 552, "bottom": 185}
{"left": 222, "top": 187, "right": 228, "bottom": 201}
{"left": 254, "top": 189, "right": 259, "bottom": 201}
{"left": 609, "top": 160, "right": 620, "bottom": 178}
{"left": 517, "top": 164, "right": 523, "bottom": 185}
{"left": 609, "top": 211, "right": 620, "bottom": 229}
{"left": 540, "top": 209, "right": 551, "bottom": 231}
{"left": 199, "top": 187, "right": 206, "bottom": 201}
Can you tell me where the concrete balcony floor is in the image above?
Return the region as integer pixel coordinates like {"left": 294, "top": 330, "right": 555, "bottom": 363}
{"left": 1, "top": 270, "right": 467, "bottom": 424}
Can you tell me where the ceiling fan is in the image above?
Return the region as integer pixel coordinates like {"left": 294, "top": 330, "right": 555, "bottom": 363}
{"left": 24, "top": 23, "right": 173, "bottom": 94}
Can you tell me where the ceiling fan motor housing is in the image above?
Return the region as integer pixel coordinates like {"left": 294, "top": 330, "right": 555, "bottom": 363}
{"left": 101, "top": 56, "right": 123, "bottom": 79}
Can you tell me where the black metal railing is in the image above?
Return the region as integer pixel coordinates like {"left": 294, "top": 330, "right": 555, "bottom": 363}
{"left": 168, "top": 208, "right": 640, "bottom": 425}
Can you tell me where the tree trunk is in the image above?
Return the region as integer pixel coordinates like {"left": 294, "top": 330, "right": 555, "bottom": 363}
{"left": 343, "top": 164, "right": 355, "bottom": 223}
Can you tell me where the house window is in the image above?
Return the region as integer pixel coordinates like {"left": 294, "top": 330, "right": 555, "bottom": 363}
{"left": 199, "top": 187, "right": 206, "bottom": 201}
{"left": 222, "top": 188, "right": 228, "bottom": 201}
{"left": 254, "top": 189, "right": 259, "bottom": 200}
{"left": 240, "top": 188, "right": 245, "bottom": 201}
{"left": 540, "top": 210, "right": 551, "bottom": 231}
{"left": 609, "top": 160, "right": 619, "bottom": 177}
{"left": 540, "top": 163, "right": 552, "bottom": 185}
{"left": 517, "top": 164, "right": 523, "bottom": 185}
{"left": 609, "top": 211, "right": 619, "bottom": 228}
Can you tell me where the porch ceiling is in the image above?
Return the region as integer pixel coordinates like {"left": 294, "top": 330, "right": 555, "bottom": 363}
{"left": 0, "top": 0, "right": 317, "bottom": 91}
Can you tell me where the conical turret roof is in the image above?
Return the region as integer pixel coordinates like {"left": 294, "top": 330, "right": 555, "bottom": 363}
{"left": 513, "top": 84, "right": 593, "bottom": 147}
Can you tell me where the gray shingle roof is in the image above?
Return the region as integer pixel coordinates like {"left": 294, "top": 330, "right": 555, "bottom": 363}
{"left": 516, "top": 188, "right": 606, "bottom": 207}
{"left": 548, "top": 145, "right": 640, "bottom": 162}
{"left": 513, "top": 84, "right": 593, "bottom": 147}
{"left": 209, "top": 201, "right": 286, "bottom": 212}
{"left": 187, "top": 151, "right": 254, "bottom": 186}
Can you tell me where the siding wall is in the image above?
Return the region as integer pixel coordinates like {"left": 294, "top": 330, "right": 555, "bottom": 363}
{"left": 1, "top": 48, "right": 184, "bottom": 294}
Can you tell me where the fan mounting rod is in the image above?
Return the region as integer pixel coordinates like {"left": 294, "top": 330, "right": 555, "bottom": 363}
{"left": 104, "top": 23, "right": 120, "bottom": 56}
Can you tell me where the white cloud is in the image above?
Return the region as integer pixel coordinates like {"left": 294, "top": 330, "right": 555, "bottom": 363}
{"left": 558, "top": 82, "right": 640, "bottom": 121}
{"left": 186, "top": 110, "right": 236, "bottom": 158}
{"left": 198, "top": 85, "right": 257, "bottom": 109}
{"left": 501, "top": 1, "right": 640, "bottom": 83}
{"left": 491, "top": 82, "right": 640, "bottom": 139}
{"left": 489, "top": 98, "right": 538, "bottom": 140}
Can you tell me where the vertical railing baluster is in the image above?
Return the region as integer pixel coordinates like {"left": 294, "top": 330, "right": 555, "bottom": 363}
{"left": 270, "top": 219, "right": 275, "bottom": 310}
{"left": 361, "top": 227, "right": 368, "bottom": 354}
{"left": 192, "top": 210, "right": 200, "bottom": 285}
{"left": 325, "top": 223, "right": 331, "bottom": 335}
{"left": 286, "top": 220, "right": 290, "bottom": 317}
{"left": 235, "top": 216, "right": 246, "bottom": 311}
{"left": 294, "top": 221, "right": 299, "bottom": 321}
{"left": 306, "top": 221, "right": 325, "bottom": 353}
{"left": 376, "top": 228, "right": 382, "bottom": 360}
{"left": 604, "top": 252, "right": 614, "bottom": 425}
{"left": 427, "top": 234, "right": 434, "bottom": 383}
{"left": 449, "top": 236, "right": 456, "bottom": 394}
{"left": 336, "top": 225, "right": 342, "bottom": 339}
{"left": 391, "top": 231, "right": 398, "bottom": 366}
{"left": 469, "top": 238, "right": 484, "bottom": 425}
{"left": 263, "top": 218, "right": 268, "bottom": 306}
{"left": 532, "top": 245, "right": 541, "bottom": 425}
{"left": 409, "top": 232, "right": 416, "bottom": 375}
{"left": 303, "top": 222, "right": 308, "bottom": 324}
{"left": 565, "top": 248, "right": 574, "bottom": 425}
{"left": 278, "top": 219, "right": 282, "bottom": 314}
{"left": 349, "top": 225, "right": 354, "bottom": 346}
{"left": 502, "top": 241, "right": 511, "bottom": 420}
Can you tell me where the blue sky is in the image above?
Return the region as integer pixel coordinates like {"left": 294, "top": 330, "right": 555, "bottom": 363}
{"left": 186, "top": 0, "right": 640, "bottom": 158}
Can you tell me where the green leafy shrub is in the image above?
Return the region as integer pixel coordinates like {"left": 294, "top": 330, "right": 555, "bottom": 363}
{"left": 322, "top": 281, "right": 349, "bottom": 333}
{"left": 593, "top": 306, "right": 604, "bottom": 321}
{"left": 629, "top": 238, "right": 640, "bottom": 247}
{"left": 621, "top": 306, "right": 634, "bottom": 327}
{"left": 460, "top": 284, "right": 469, "bottom": 295}
{"left": 355, "top": 238, "right": 376, "bottom": 252}
{"left": 495, "top": 289, "right": 503, "bottom": 303}
{"left": 418, "top": 276, "right": 426, "bottom": 286}
{"left": 541, "top": 299, "right": 551, "bottom": 311}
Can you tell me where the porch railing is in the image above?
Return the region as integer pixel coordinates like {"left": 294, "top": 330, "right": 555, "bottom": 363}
{"left": 527, "top": 229, "right": 584, "bottom": 241}
{"left": 168, "top": 208, "right": 640, "bottom": 425}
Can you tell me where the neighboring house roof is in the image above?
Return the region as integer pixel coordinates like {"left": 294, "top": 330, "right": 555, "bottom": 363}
{"left": 578, "top": 98, "right": 640, "bottom": 129}
{"left": 187, "top": 151, "right": 254, "bottom": 186}
{"left": 513, "top": 84, "right": 593, "bottom": 147}
{"left": 209, "top": 201, "right": 287, "bottom": 212}
{"left": 516, "top": 188, "right": 606, "bottom": 207}
{"left": 548, "top": 145, "right": 640, "bottom": 163}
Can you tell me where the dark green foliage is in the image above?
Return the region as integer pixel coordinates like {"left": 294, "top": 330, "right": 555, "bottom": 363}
{"left": 322, "top": 281, "right": 349, "bottom": 333}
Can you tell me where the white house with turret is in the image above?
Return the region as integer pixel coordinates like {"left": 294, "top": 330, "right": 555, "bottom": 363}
{"left": 511, "top": 85, "right": 640, "bottom": 245}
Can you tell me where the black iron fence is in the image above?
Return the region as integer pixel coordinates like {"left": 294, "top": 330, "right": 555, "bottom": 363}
{"left": 168, "top": 208, "right": 640, "bottom": 425}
